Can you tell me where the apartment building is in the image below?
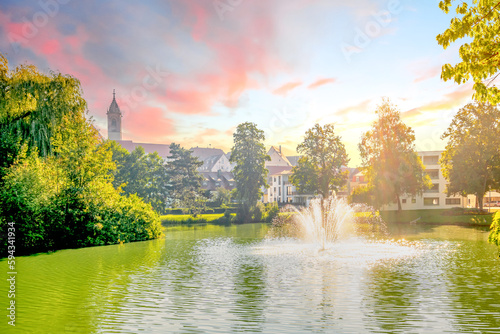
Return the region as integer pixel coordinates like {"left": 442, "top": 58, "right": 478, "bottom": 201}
{"left": 382, "top": 150, "right": 465, "bottom": 211}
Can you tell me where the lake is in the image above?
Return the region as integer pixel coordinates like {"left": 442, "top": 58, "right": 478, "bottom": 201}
{"left": 1, "top": 222, "right": 500, "bottom": 333}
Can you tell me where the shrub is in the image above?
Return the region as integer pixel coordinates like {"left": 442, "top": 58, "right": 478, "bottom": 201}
{"left": 264, "top": 203, "right": 280, "bottom": 223}
{"left": 349, "top": 186, "right": 375, "bottom": 207}
{"left": 489, "top": 211, "right": 500, "bottom": 247}
{"left": 164, "top": 208, "right": 184, "bottom": 215}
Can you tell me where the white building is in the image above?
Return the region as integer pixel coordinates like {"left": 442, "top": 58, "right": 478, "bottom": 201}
{"left": 382, "top": 150, "right": 465, "bottom": 211}
{"left": 261, "top": 146, "right": 315, "bottom": 205}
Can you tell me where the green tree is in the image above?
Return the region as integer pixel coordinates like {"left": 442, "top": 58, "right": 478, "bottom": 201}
{"left": 437, "top": 0, "right": 500, "bottom": 104}
{"left": 210, "top": 187, "right": 233, "bottom": 207}
{"left": 0, "top": 53, "right": 86, "bottom": 160}
{"left": 229, "top": 122, "right": 270, "bottom": 222}
{"left": 440, "top": 101, "right": 500, "bottom": 210}
{"left": 359, "top": 99, "right": 431, "bottom": 211}
{"left": 0, "top": 149, "right": 65, "bottom": 251}
{"left": 166, "top": 143, "right": 204, "bottom": 215}
{"left": 108, "top": 141, "right": 170, "bottom": 213}
{"left": 290, "top": 123, "right": 349, "bottom": 199}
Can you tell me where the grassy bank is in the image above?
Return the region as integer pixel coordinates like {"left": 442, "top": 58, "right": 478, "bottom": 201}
{"left": 160, "top": 213, "right": 236, "bottom": 225}
{"left": 380, "top": 209, "right": 494, "bottom": 226}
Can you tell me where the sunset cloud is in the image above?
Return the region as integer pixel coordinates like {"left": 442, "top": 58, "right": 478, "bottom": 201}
{"left": 124, "top": 107, "right": 175, "bottom": 143}
{"left": 308, "top": 78, "right": 336, "bottom": 89}
{"left": 272, "top": 81, "right": 302, "bottom": 95}
{"left": 336, "top": 99, "right": 372, "bottom": 116}
{"left": 410, "top": 84, "right": 474, "bottom": 114}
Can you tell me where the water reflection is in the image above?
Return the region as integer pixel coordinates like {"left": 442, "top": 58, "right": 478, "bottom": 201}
{"left": 1, "top": 223, "right": 499, "bottom": 333}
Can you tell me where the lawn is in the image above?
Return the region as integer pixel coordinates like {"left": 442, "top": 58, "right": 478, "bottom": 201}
{"left": 379, "top": 209, "right": 494, "bottom": 226}
{"left": 160, "top": 213, "right": 234, "bottom": 225}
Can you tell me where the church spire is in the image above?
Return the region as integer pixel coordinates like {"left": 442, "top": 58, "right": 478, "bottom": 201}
{"left": 107, "top": 90, "right": 122, "bottom": 140}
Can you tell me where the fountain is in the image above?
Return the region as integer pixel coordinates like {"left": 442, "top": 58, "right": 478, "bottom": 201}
{"left": 269, "top": 196, "right": 383, "bottom": 251}
{"left": 294, "top": 197, "right": 355, "bottom": 249}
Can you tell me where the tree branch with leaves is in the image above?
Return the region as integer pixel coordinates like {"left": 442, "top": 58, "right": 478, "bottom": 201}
{"left": 437, "top": 0, "right": 500, "bottom": 104}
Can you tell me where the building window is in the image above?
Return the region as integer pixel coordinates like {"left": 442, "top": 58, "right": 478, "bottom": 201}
{"left": 356, "top": 176, "right": 360, "bottom": 182}
{"left": 287, "top": 186, "right": 292, "bottom": 195}
{"left": 424, "top": 184, "right": 439, "bottom": 193}
{"left": 274, "top": 177, "right": 276, "bottom": 183}
{"left": 426, "top": 169, "right": 439, "bottom": 179}
{"left": 446, "top": 198, "right": 461, "bottom": 205}
{"left": 412, "top": 198, "right": 416, "bottom": 204}
{"left": 402, "top": 199, "right": 407, "bottom": 204}
{"left": 424, "top": 198, "right": 439, "bottom": 206}
{"left": 423, "top": 155, "right": 439, "bottom": 165}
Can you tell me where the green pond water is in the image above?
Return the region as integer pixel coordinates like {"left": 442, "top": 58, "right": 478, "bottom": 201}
{"left": 1, "top": 222, "right": 500, "bottom": 333}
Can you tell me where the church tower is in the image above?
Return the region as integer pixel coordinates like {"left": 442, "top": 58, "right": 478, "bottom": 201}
{"left": 107, "top": 89, "right": 122, "bottom": 140}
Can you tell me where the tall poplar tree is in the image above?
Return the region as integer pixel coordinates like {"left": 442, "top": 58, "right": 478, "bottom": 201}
{"left": 230, "top": 122, "right": 270, "bottom": 222}
{"left": 359, "top": 99, "right": 431, "bottom": 211}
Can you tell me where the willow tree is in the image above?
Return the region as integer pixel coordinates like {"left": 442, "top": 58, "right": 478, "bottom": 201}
{"left": 290, "top": 123, "right": 349, "bottom": 199}
{"left": 441, "top": 102, "right": 500, "bottom": 210}
{"left": 230, "top": 122, "right": 270, "bottom": 222}
{"left": 0, "top": 53, "right": 85, "bottom": 182}
{"left": 0, "top": 54, "right": 163, "bottom": 255}
{"left": 359, "top": 99, "right": 431, "bottom": 211}
{"left": 437, "top": 0, "right": 500, "bottom": 104}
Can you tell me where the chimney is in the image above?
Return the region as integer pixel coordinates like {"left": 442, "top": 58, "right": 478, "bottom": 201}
{"left": 279, "top": 145, "right": 281, "bottom": 154}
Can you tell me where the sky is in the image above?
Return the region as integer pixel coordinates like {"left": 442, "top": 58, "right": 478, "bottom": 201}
{"left": 0, "top": 0, "right": 474, "bottom": 166}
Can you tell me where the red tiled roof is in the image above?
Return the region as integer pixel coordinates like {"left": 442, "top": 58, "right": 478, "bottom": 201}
{"left": 116, "top": 140, "right": 171, "bottom": 159}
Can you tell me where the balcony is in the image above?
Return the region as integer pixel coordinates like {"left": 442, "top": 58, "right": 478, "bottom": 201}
{"left": 424, "top": 184, "right": 439, "bottom": 193}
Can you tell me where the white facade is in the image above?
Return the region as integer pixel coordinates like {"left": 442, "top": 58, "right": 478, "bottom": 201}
{"left": 261, "top": 146, "right": 315, "bottom": 205}
{"left": 383, "top": 150, "right": 465, "bottom": 211}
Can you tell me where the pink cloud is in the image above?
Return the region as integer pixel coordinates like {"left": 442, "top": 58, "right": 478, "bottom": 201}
{"left": 273, "top": 81, "right": 302, "bottom": 95}
{"left": 308, "top": 78, "right": 336, "bottom": 89}
{"left": 406, "top": 83, "right": 474, "bottom": 116}
{"left": 124, "top": 107, "right": 175, "bottom": 142}
{"left": 40, "top": 39, "right": 61, "bottom": 55}
{"left": 165, "top": 0, "right": 287, "bottom": 111}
